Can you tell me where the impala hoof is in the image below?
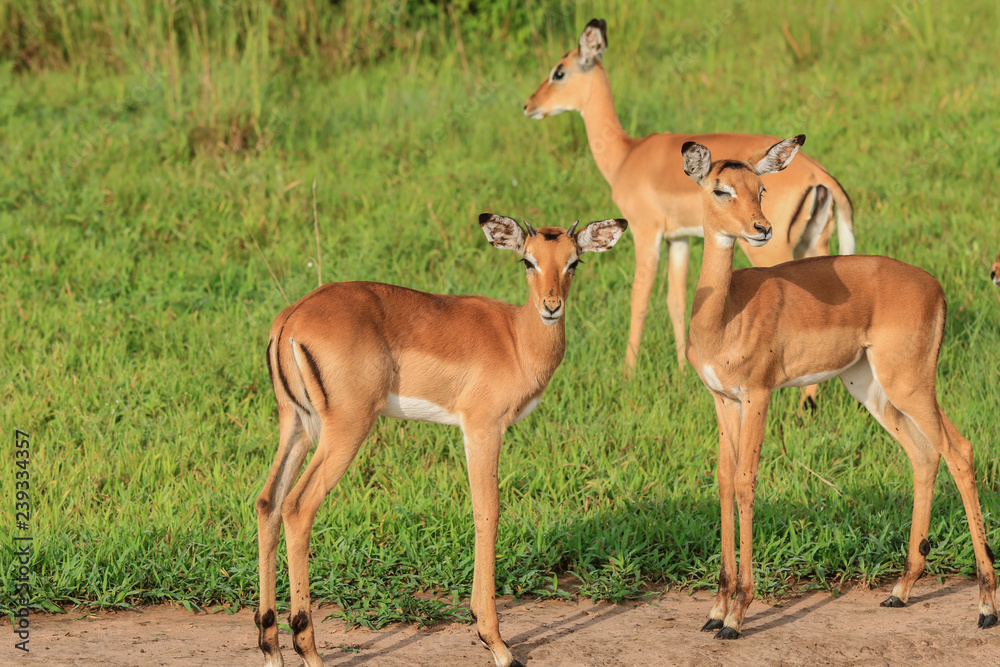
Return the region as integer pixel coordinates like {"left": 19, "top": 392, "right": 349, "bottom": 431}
{"left": 978, "top": 613, "right": 998, "bottom": 629}
{"left": 880, "top": 595, "right": 905, "bottom": 608}
{"left": 701, "top": 618, "right": 724, "bottom": 632}
{"left": 714, "top": 626, "right": 741, "bottom": 640}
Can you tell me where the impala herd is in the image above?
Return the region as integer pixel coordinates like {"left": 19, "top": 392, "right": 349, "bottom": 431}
{"left": 255, "top": 19, "right": 998, "bottom": 667}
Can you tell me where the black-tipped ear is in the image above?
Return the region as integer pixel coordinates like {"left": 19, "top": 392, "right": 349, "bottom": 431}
{"left": 579, "top": 19, "right": 608, "bottom": 67}
{"left": 682, "top": 141, "right": 712, "bottom": 184}
{"left": 587, "top": 18, "right": 608, "bottom": 48}
{"left": 752, "top": 135, "right": 805, "bottom": 176}
{"left": 576, "top": 218, "right": 628, "bottom": 253}
{"left": 479, "top": 213, "right": 526, "bottom": 253}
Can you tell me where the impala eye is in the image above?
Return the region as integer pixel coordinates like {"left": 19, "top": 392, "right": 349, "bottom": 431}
{"left": 551, "top": 67, "right": 565, "bottom": 81}
{"left": 713, "top": 189, "right": 731, "bottom": 198}
{"left": 568, "top": 259, "right": 582, "bottom": 271}
{"left": 522, "top": 258, "right": 536, "bottom": 270}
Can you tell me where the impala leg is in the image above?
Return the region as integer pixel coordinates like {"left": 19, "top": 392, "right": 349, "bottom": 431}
{"left": 936, "top": 412, "right": 999, "bottom": 627}
{"left": 717, "top": 391, "right": 770, "bottom": 640}
{"left": 624, "top": 228, "right": 663, "bottom": 376}
{"left": 903, "top": 408, "right": 997, "bottom": 626}
{"left": 463, "top": 426, "right": 523, "bottom": 667}
{"left": 666, "top": 238, "right": 690, "bottom": 373}
{"left": 281, "top": 411, "right": 376, "bottom": 667}
{"left": 703, "top": 394, "right": 740, "bottom": 632}
{"left": 256, "top": 407, "right": 314, "bottom": 667}
{"left": 798, "top": 385, "right": 819, "bottom": 412}
{"left": 872, "top": 404, "right": 941, "bottom": 607}
{"left": 865, "top": 353, "right": 998, "bottom": 628}
{"left": 886, "top": 421, "right": 940, "bottom": 608}
{"left": 841, "top": 359, "right": 942, "bottom": 608}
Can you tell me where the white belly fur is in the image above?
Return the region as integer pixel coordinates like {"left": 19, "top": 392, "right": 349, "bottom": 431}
{"left": 514, "top": 397, "right": 541, "bottom": 423}
{"left": 381, "top": 394, "right": 460, "bottom": 426}
{"left": 700, "top": 364, "right": 741, "bottom": 399}
{"left": 778, "top": 352, "right": 863, "bottom": 389}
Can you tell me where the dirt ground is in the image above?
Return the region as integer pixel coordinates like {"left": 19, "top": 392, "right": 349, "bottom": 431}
{"left": 4, "top": 578, "right": 999, "bottom": 666}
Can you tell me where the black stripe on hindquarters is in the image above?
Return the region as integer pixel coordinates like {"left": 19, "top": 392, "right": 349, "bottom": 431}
{"left": 298, "top": 342, "right": 330, "bottom": 410}
{"left": 785, "top": 187, "right": 813, "bottom": 243}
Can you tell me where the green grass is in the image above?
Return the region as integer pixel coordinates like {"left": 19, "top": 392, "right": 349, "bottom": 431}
{"left": 2, "top": 0, "right": 1000, "bottom": 629}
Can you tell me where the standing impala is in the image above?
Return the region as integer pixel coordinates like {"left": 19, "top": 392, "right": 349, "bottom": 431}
{"left": 255, "top": 214, "right": 626, "bottom": 667}
{"left": 681, "top": 135, "right": 997, "bottom": 639}
{"left": 525, "top": 19, "right": 855, "bottom": 406}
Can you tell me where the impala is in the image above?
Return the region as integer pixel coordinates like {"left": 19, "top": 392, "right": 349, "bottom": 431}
{"left": 991, "top": 249, "right": 1000, "bottom": 286}
{"left": 524, "top": 19, "right": 855, "bottom": 407}
{"left": 681, "top": 134, "right": 997, "bottom": 638}
{"left": 254, "top": 213, "right": 627, "bottom": 667}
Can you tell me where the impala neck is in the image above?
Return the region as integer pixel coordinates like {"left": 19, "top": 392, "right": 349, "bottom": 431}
{"left": 691, "top": 233, "right": 736, "bottom": 337}
{"left": 514, "top": 302, "right": 567, "bottom": 384}
{"left": 580, "top": 63, "right": 633, "bottom": 186}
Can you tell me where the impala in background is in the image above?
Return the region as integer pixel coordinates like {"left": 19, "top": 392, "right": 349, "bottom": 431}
{"left": 525, "top": 19, "right": 855, "bottom": 408}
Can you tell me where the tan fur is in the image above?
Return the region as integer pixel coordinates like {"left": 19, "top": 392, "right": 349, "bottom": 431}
{"left": 524, "top": 20, "right": 855, "bottom": 410}
{"left": 991, "top": 249, "right": 1000, "bottom": 286}
{"left": 255, "top": 215, "right": 626, "bottom": 667}
{"left": 683, "top": 137, "right": 997, "bottom": 638}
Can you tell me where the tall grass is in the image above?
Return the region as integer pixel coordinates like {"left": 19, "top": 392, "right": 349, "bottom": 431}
{"left": 2, "top": 0, "right": 999, "bottom": 627}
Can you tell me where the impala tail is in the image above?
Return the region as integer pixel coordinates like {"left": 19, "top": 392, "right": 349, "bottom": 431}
{"left": 791, "top": 175, "right": 855, "bottom": 259}
{"left": 828, "top": 174, "right": 856, "bottom": 255}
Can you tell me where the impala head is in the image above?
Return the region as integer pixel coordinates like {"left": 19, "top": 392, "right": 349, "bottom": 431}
{"left": 524, "top": 18, "right": 608, "bottom": 119}
{"left": 682, "top": 135, "right": 805, "bottom": 249}
{"left": 991, "top": 250, "right": 1000, "bottom": 286}
{"left": 479, "top": 213, "right": 627, "bottom": 325}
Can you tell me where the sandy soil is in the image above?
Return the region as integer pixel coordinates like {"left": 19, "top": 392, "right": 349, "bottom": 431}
{"left": 4, "top": 579, "right": 999, "bottom": 666}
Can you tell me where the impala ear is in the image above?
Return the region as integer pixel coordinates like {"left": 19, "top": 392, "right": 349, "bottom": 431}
{"left": 752, "top": 134, "right": 806, "bottom": 176}
{"left": 681, "top": 141, "right": 712, "bottom": 184}
{"left": 575, "top": 218, "right": 628, "bottom": 253}
{"left": 578, "top": 19, "right": 608, "bottom": 69}
{"left": 479, "top": 213, "right": 526, "bottom": 254}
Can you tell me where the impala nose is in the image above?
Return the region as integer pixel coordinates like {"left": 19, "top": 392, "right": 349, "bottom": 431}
{"left": 540, "top": 297, "right": 563, "bottom": 324}
{"left": 754, "top": 223, "right": 771, "bottom": 238}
